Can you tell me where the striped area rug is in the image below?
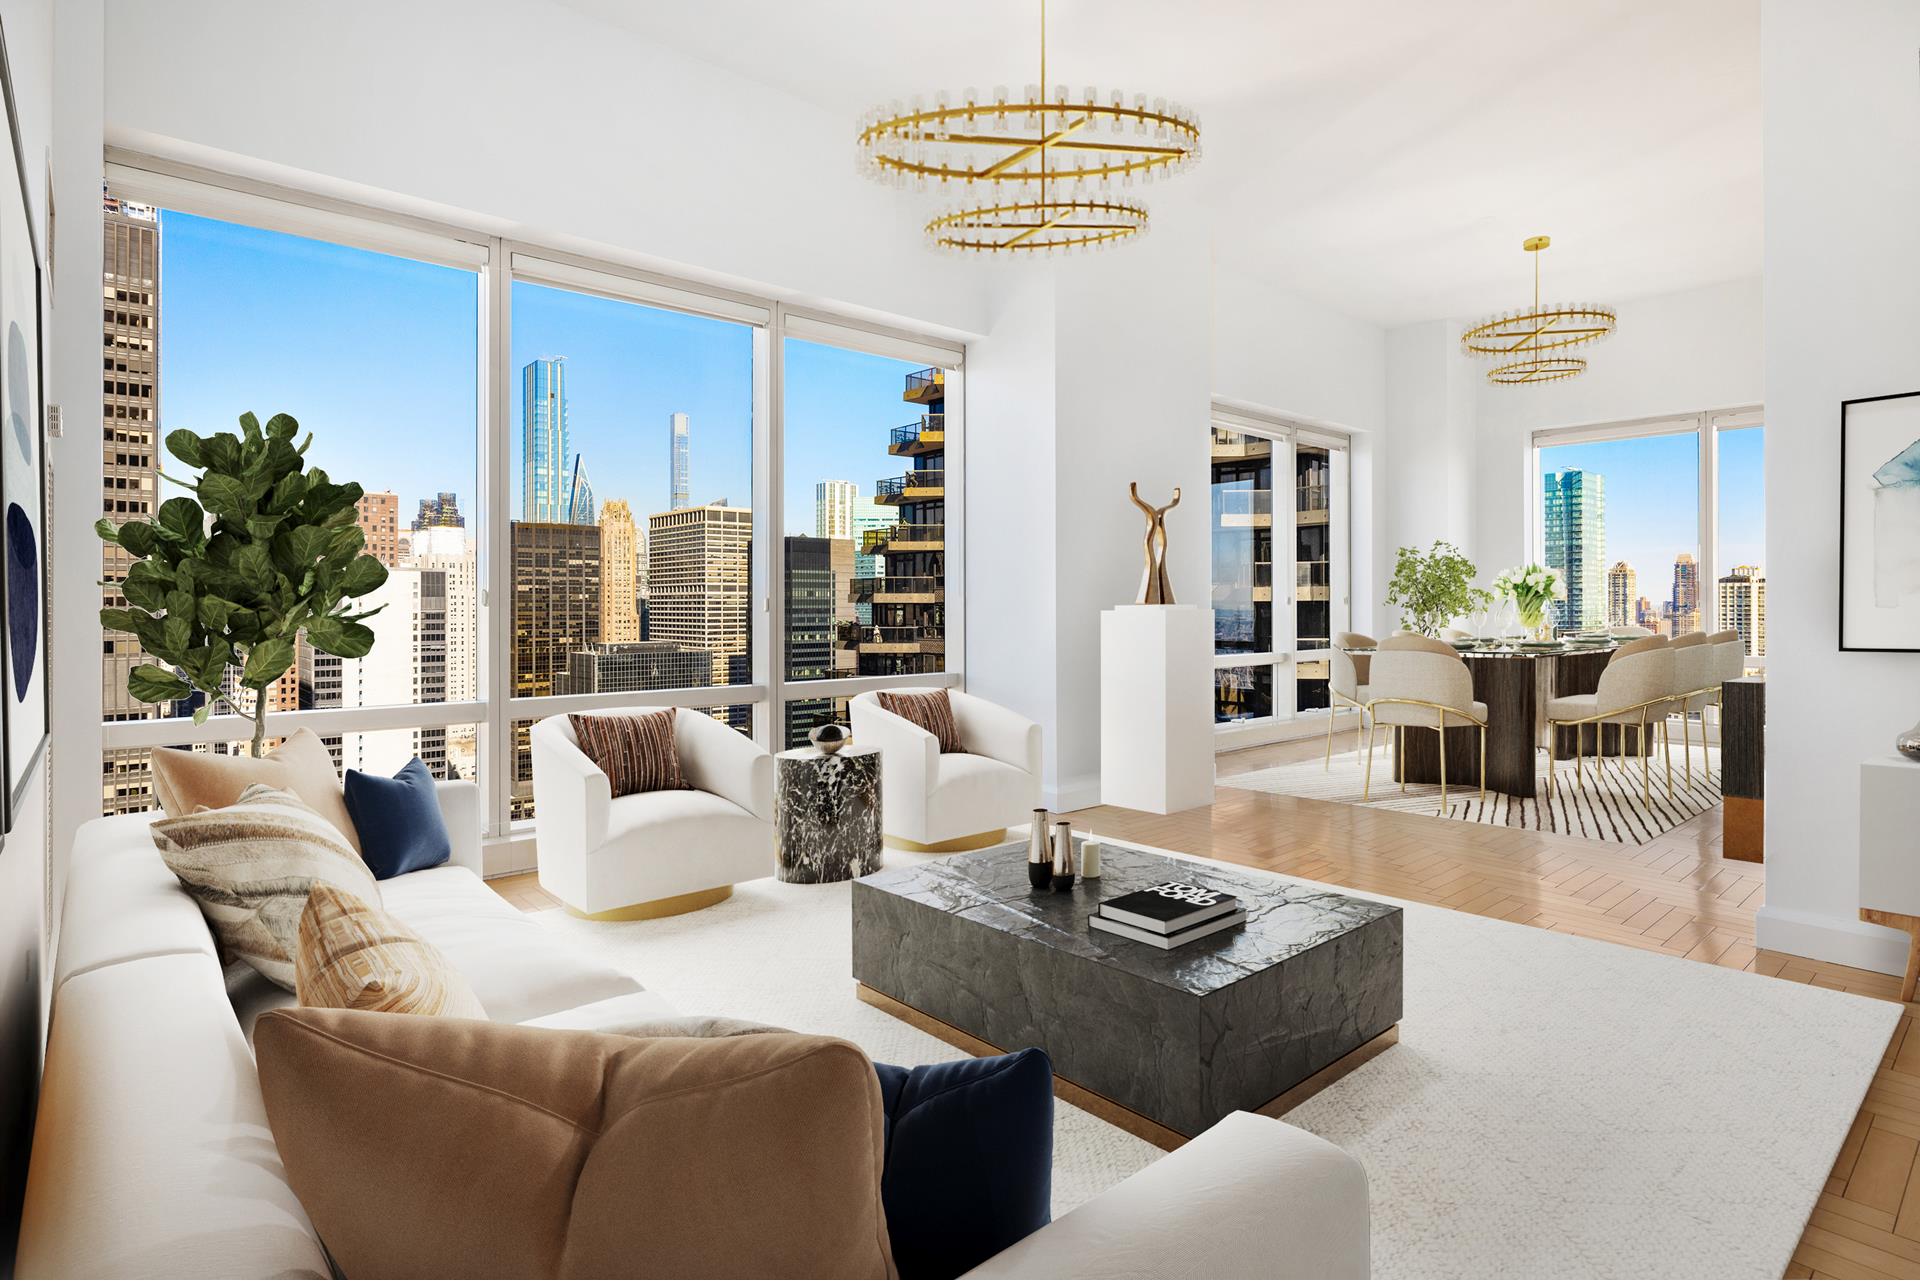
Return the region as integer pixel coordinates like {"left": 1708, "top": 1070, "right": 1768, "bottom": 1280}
{"left": 1221, "top": 739, "right": 1722, "bottom": 844}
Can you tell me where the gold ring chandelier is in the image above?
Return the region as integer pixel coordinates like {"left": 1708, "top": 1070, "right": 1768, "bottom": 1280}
{"left": 1461, "top": 236, "right": 1616, "bottom": 384}
{"left": 856, "top": 0, "right": 1199, "bottom": 256}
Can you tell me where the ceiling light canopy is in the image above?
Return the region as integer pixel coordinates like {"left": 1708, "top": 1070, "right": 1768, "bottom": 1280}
{"left": 856, "top": 0, "right": 1199, "bottom": 257}
{"left": 1461, "top": 236, "right": 1616, "bottom": 384}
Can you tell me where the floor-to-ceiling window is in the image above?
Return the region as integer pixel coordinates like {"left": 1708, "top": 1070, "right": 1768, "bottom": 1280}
{"left": 1530, "top": 409, "right": 1762, "bottom": 645}
{"left": 97, "top": 167, "right": 965, "bottom": 850}
{"left": 1209, "top": 411, "right": 1349, "bottom": 738}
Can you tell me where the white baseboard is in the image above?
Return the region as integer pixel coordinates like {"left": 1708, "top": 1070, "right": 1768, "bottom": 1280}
{"left": 1045, "top": 774, "right": 1103, "bottom": 814}
{"left": 1754, "top": 904, "right": 1908, "bottom": 977}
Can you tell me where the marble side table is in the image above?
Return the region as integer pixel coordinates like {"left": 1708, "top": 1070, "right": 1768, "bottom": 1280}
{"left": 774, "top": 745, "right": 883, "bottom": 884}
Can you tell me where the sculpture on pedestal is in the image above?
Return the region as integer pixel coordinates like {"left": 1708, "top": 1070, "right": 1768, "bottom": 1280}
{"left": 1129, "top": 482, "right": 1181, "bottom": 605}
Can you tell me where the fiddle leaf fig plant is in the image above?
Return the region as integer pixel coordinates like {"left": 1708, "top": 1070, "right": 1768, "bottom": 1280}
{"left": 97, "top": 411, "right": 387, "bottom": 758}
{"left": 1385, "top": 540, "right": 1491, "bottom": 637}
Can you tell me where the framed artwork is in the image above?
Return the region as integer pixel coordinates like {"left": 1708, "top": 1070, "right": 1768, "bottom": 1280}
{"left": 1840, "top": 391, "right": 1920, "bottom": 652}
{"left": 0, "top": 13, "right": 45, "bottom": 832}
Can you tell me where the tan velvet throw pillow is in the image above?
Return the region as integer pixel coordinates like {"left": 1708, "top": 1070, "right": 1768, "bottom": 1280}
{"left": 295, "top": 883, "right": 486, "bottom": 1019}
{"left": 876, "top": 690, "right": 964, "bottom": 754}
{"left": 152, "top": 784, "right": 381, "bottom": 990}
{"left": 568, "top": 709, "right": 688, "bottom": 798}
{"left": 254, "top": 1008, "right": 895, "bottom": 1279}
{"left": 152, "top": 727, "right": 363, "bottom": 853}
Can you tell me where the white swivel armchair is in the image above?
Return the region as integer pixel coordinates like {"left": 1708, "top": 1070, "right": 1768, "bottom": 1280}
{"left": 531, "top": 708, "right": 773, "bottom": 919}
{"left": 850, "top": 689, "right": 1041, "bottom": 851}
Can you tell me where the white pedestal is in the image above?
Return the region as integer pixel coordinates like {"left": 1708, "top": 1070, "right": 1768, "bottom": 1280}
{"left": 1860, "top": 755, "right": 1920, "bottom": 912}
{"left": 1100, "top": 604, "right": 1215, "bottom": 814}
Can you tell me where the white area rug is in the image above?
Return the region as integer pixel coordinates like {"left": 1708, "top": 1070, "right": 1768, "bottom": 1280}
{"left": 533, "top": 845, "right": 1894, "bottom": 1279}
{"left": 1223, "top": 740, "right": 1723, "bottom": 844}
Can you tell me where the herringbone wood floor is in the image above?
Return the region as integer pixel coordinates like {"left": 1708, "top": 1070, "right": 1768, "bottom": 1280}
{"left": 491, "top": 731, "right": 1915, "bottom": 1278}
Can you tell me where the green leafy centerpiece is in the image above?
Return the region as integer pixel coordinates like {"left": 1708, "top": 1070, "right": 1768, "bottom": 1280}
{"left": 97, "top": 412, "right": 388, "bottom": 757}
{"left": 1384, "top": 541, "right": 1491, "bottom": 637}
{"left": 1494, "top": 563, "right": 1563, "bottom": 641}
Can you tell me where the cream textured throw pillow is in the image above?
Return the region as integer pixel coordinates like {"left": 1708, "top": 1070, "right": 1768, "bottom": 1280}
{"left": 151, "top": 727, "right": 364, "bottom": 853}
{"left": 296, "top": 883, "right": 486, "bottom": 1019}
{"left": 152, "top": 783, "right": 381, "bottom": 990}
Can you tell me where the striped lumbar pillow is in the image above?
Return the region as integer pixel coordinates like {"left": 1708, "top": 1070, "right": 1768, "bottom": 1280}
{"left": 152, "top": 783, "right": 382, "bottom": 990}
{"left": 296, "top": 882, "right": 486, "bottom": 1019}
{"left": 569, "top": 709, "right": 688, "bottom": 798}
{"left": 877, "top": 690, "right": 965, "bottom": 754}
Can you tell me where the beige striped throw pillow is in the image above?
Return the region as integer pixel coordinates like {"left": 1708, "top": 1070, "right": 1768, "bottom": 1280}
{"left": 152, "top": 783, "right": 381, "bottom": 990}
{"left": 569, "top": 709, "right": 688, "bottom": 798}
{"left": 296, "top": 883, "right": 486, "bottom": 1019}
{"left": 876, "top": 690, "right": 964, "bottom": 753}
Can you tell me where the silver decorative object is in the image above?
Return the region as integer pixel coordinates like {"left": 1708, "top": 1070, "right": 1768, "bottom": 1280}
{"left": 1027, "top": 809, "right": 1053, "bottom": 889}
{"left": 1050, "top": 819, "right": 1077, "bottom": 892}
{"left": 808, "top": 723, "right": 850, "bottom": 755}
{"left": 1900, "top": 717, "right": 1920, "bottom": 762}
{"left": 1128, "top": 482, "right": 1182, "bottom": 605}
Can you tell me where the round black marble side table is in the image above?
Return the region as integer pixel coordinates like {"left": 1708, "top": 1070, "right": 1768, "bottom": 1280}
{"left": 774, "top": 745, "right": 883, "bottom": 883}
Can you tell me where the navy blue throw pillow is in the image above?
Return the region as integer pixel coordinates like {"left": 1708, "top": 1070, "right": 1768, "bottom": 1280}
{"left": 872, "top": 1048, "right": 1053, "bottom": 1279}
{"left": 343, "top": 758, "right": 451, "bottom": 880}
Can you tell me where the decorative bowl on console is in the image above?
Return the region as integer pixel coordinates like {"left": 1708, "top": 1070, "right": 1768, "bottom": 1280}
{"left": 809, "top": 724, "right": 850, "bottom": 755}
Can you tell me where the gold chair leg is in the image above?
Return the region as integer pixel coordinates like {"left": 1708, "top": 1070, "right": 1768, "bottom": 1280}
{"left": 1397, "top": 725, "right": 1406, "bottom": 792}
{"left": 1575, "top": 727, "right": 1584, "bottom": 788}
{"left": 1438, "top": 716, "right": 1448, "bottom": 811}
{"left": 1325, "top": 706, "right": 1335, "bottom": 771}
{"left": 1646, "top": 714, "right": 1657, "bottom": 805}
{"left": 1356, "top": 707, "right": 1366, "bottom": 758}
{"left": 1682, "top": 709, "right": 1693, "bottom": 785}
{"left": 1546, "top": 722, "right": 1556, "bottom": 790}
{"left": 1479, "top": 725, "right": 1487, "bottom": 801}
{"left": 1363, "top": 722, "right": 1378, "bottom": 801}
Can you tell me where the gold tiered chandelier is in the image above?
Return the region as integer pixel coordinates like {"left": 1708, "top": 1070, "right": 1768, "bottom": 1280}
{"left": 855, "top": 0, "right": 1200, "bottom": 256}
{"left": 1461, "top": 236, "right": 1617, "bottom": 384}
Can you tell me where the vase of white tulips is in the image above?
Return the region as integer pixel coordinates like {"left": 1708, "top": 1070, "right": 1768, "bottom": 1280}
{"left": 1494, "top": 564, "right": 1562, "bottom": 640}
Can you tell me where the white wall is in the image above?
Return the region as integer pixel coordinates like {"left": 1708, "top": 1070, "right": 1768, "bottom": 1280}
{"left": 1755, "top": 0, "right": 1920, "bottom": 974}
{"left": 100, "top": 0, "right": 988, "bottom": 338}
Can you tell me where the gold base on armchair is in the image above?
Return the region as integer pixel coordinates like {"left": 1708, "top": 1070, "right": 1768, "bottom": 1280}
{"left": 885, "top": 828, "right": 1009, "bottom": 854}
{"left": 565, "top": 885, "right": 733, "bottom": 922}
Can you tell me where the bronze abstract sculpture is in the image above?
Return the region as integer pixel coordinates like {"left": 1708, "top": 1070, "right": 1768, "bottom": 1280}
{"left": 1129, "top": 482, "right": 1181, "bottom": 604}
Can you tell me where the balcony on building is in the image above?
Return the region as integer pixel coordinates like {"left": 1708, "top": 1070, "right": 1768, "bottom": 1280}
{"left": 875, "top": 468, "right": 944, "bottom": 505}
{"left": 861, "top": 521, "right": 943, "bottom": 557}
{"left": 848, "top": 574, "right": 944, "bottom": 605}
{"left": 1297, "top": 478, "right": 1330, "bottom": 525}
{"left": 1216, "top": 487, "right": 1272, "bottom": 528}
{"left": 1210, "top": 425, "right": 1273, "bottom": 460}
{"left": 888, "top": 413, "right": 945, "bottom": 457}
{"left": 853, "top": 623, "right": 946, "bottom": 657}
{"left": 902, "top": 366, "right": 944, "bottom": 405}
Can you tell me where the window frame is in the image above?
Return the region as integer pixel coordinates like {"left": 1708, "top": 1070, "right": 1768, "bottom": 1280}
{"left": 98, "top": 154, "right": 967, "bottom": 851}
{"left": 1208, "top": 403, "right": 1352, "bottom": 747}
{"left": 1526, "top": 405, "right": 1763, "bottom": 644}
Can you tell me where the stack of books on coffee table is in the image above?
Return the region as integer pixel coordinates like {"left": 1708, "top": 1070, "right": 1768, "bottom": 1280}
{"left": 1089, "top": 881, "right": 1247, "bottom": 950}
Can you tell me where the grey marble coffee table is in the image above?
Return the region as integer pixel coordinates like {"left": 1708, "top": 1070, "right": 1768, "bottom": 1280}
{"left": 852, "top": 838, "right": 1402, "bottom": 1144}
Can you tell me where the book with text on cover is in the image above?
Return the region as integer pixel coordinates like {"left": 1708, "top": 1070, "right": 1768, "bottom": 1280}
{"left": 1098, "top": 881, "right": 1240, "bottom": 934}
{"left": 1090, "top": 908, "right": 1249, "bottom": 950}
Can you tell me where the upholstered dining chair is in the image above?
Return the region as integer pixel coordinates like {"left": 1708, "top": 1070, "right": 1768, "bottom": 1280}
{"left": 1612, "top": 623, "right": 1654, "bottom": 638}
{"left": 1362, "top": 632, "right": 1487, "bottom": 807}
{"left": 1544, "top": 641, "right": 1675, "bottom": 803}
{"left": 1699, "top": 629, "right": 1745, "bottom": 784}
{"left": 1327, "top": 631, "right": 1376, "bottom": 769}
{"left": 1665, "top": 632, "right": 1716, "bottom": 786}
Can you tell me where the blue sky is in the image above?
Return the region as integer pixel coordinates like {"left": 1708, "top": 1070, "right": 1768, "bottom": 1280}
{"left": 1537, "top": 428, "right": 1764, "bottom": 593}
{"left": 160, "top": 212, "right": 923, "bottom": 537}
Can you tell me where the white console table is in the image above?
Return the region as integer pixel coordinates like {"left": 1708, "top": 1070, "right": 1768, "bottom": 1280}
{"left": 1858, "top": 755, "right": 1920, "bottom": 998}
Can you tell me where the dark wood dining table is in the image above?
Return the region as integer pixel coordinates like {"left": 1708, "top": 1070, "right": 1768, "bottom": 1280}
{"left": 1351, "top": 641, "right": 1642, "bottom": 799}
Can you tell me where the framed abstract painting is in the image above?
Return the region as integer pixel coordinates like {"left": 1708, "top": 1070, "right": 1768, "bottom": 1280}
{"left": 0, "top": 16, "right": 44, "bottom": 832}
{"left": 1840, "top": 391, "right": 1920, "bottom": 652}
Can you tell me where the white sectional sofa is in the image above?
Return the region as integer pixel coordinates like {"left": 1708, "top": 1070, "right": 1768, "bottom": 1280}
{"left": 16, "top": 780, "right": 1371, "bottom": 1279}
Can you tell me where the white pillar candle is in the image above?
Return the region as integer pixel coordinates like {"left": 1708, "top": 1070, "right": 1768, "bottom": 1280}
{"left": 1081, "top": 841, "right": 1102, "bottom": 879}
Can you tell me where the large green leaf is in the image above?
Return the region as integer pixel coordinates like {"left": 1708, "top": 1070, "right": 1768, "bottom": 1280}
{"left": 116, "top": 521, "right": 157, "bottom": 559}
{"left": 238, "top": 411, "right": 262, "bottom": 445}
{"left": 198, "top": 473, "right": 250, "bottom": 519}
{"left": 99, "top": 606, "right": 142, "bottom": 633}
{"left": 95, "top": 517, "right": 121, "bottom": 545}
{"left": 233, "top": 542, "right": 274, "bottom": 589}
{"left": 202, "top": 433, "right": 241, "bottom": 473}
{"left": 164, "top": 429, "right": 206, "bottom": 468}
{"left": 240, "top": 637, "right": 295, "bottom": 688}
{"left": 306, "top": 615, "right": 376, "bottom": 658}
{"left": 265, "top": 413, "right": 299, "bottom": 441}
{"left": 339, "top": 555, "right": 387, "bottom": 598}
{"left": 120, "top": 560, "right": 173, "bottom": 612}
{"left": 182, "top": 643, "right": 229, "bottom": 692}
{"left": 156, "top": 497, "right": 202, "bottom": 542}
{"left": 127, "top": 664, "right": 192, "bottom": 706}
{"left": 161, "top": 611, "right": 194, "bottom": 656}
{"left": 197, "top": 595, "right": 236, "bottom": 631}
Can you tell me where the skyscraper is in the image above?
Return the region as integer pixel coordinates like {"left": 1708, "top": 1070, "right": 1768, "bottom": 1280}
{"left": 101, "top": 196, "right": 164, "bottom": 815}
{"left": 1718, "top": 565, "right": 1766, "bottom": 656}
{"left": 597, "top": 499, "right": 641, "bottom": 644}
{"left": 522, "top": 357, "right": 570, "bottom": 522}
{"left": 670, "top": 412, "right": 691, "bottom": 510}
{"left": 1606, "top": 561, "right": 1636, "bottom": 629}
{"left": 356, "top": 490, "right": 402, "bottom": 567}
{"left": 566, "top": 454, "right": 596, "bottom": 526}
{"left": 816, "top": 479, "right": 889, "bottom": 625}
{"left": 783, "top": 535, "right": 837, "bottom": 746}
{"left": 648, "top": 502, "right": 750, "bottom": 693}
{"left": 409, "top": 522, "right": 479, "bottom": 709}
{"left": 556, "top": 642, "right": 713, "bottom": 695}
{"left": 815, "top": 480, "right": 857, "bottom": 537}
{"left": 413, "top": 491, "right": 465, "bottom": 530}
{"left": 301, "top": 566, "right": 451, "bottom": 779}
{"left": 1669, "top": 552, "right": 1701, "bottom": 636}
{"left": 1542, "top": 469, "right": 1606, "bottom": 633}
{"left": 853, "top": 368, "right": 946, "bottom": 676}
{"left": 511, "top": 520, "right": 602, "bottom": 816}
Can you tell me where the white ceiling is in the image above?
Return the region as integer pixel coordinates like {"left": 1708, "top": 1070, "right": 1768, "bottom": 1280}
{"left": 564, "top": 0, "right": 1760, "bottom": 329}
